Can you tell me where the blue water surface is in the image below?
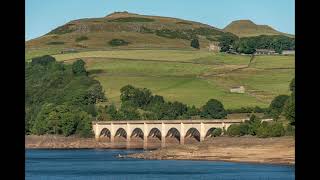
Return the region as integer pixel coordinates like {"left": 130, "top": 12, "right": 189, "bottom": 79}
{"left": 26, "top": 149, "right": 294, "bottom": 180}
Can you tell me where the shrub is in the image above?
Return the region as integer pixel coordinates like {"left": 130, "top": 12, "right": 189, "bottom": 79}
{"left": 191, "top": 39, "right": 200, "bottom": 49}
{"left": 239, "top": 123, "right": 249, "bottom": 135}
{"left": 31, "top": 55, "right": 56, "bottom": 66}
{"left": 46, "top": 41, "right": 65, "bottom": 45}
{"left": 227, "top": 124, "right": 241, "bottom": 136}
{"left": 72, "top": 59, "right": 87, "bottom": 75}
{"left": 75, "top": 36, "right": 89, "bottom": 42}
{"left": 227, "top": 123, "right": 249, "bottom": 136}
{"left": 256, "top": 122, "right": 285, "bottom": 138}
{"left": 212, "top": 128, "right": 222, "bottom": 137}
{"left": 285, "top": 124, "right": 295, "bottom": 136}
{"left": 108, "top": 39, "right": 129, "bottom": 46}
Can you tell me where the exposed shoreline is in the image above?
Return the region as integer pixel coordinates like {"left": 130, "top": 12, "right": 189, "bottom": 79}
{"left": 25, "top": 135, "right": 113, "bottom": 149}
{"left": 25, "top": 135, "right": 294, "bottom": 165}
{"left": 126, "top": 136, "right": 295, "bottom": 165}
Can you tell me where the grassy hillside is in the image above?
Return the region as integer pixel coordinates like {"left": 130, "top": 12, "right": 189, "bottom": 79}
{"left": 25, "top": 11, "right": 226, "bottom": 54}
{"left": 224, "top": 20, "right": 294, "bottom": 37}
{"left": 46, "top": 49, "right": 295, "bottom": 109}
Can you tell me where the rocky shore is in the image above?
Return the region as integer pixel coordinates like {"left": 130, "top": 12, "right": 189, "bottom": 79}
{"left": 127, "top": 136, "right": 295, "bottom": 165}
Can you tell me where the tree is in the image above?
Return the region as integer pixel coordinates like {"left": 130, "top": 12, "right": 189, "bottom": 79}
{"left": 200, "top": 99, "right": 227, "bottom": 119}
{"left": 31, "top": 103, "right": 57, "bottom": 135}
{"left": 283, "top": 78, "right": 295, "bottom": 125}
{"left": 119, "top": 102, "right": 141, "bottom": 120}
{"left": 267, "top": 95, "right": 290, "bottom": 119}
{"left": 186, "top": 105, "right": 200, "bottom": 117}
{"left": 85, "top": 104, "right": 97, "bottom": 117}
{"left": 283, "top": 95, "right": 295, "bottom": 125}
{"left": 86, "top": 83, "right": 106, "bottom": 104}
{"left": 106, "top": 104, "right": 119, "bottom": 120}
{"left": 75, "top": 111, "right": 93, "bottom": 137}
{"left": 120, "top": 85, "right": 152, "bottom": 108}
{"left": 190, "top": 39, "right": 200, "bottom": 49}
{"left": 218, "top": 33, "right": 238, "bottom": 52}
{"left": 72, "top": 59, "right": 87, "bottom": 75}
{"left": 60, "top": 111, "right": 77, "bottom": 136}
{"left": 247, "top": 115, "right": 261, "bottom": 136}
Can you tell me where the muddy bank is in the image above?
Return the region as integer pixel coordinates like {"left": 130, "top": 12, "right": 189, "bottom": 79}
{"left": 127, "top": 136, "right": 295, "bottom": 165}
{"left": 25, "top": 135, "right": 113, "bottom": 149}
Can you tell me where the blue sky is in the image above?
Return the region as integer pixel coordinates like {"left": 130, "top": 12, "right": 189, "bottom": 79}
{"left": 26, "top": 0, "right": 295, "bottom": 40}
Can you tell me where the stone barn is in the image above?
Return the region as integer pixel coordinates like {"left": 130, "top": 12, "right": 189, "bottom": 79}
{"left": 230, "top": 86, "right": 245, "bottom": 93}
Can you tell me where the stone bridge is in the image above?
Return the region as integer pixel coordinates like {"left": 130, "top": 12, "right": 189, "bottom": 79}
{"left": 92, "top": 119, "right": 249, "bottom": 149}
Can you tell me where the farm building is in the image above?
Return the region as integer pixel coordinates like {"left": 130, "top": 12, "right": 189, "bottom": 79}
{"left": 230, "top": 86, "right": 245, "bottom": 93}
{"left": 282, "top": 50, "right": 295, "bottom": 55}
{"left": 208, "top": 43, "right": 221, "bottom": 52}
{"left": 254, "top": 49, "right": 276, "bottom": 55}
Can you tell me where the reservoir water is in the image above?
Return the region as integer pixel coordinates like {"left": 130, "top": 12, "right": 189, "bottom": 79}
{"left": 26, "top": 149, "right": 294, "bottom": 180}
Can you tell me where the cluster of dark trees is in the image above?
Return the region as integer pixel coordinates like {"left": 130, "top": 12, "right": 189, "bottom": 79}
{"left": 25, "top": 55, "right": 106, "bottom": 137}
{"left": 265, "top": 78, "right": 295, "bottom": 125}
{"left": 227, "top": 115, "right": 289, "bottom": 138}
{"left": 96, "top": 85, "right": 227, "bottom": 121}
{"left": 218, "top": 34, "right": 295, "bottom": 54}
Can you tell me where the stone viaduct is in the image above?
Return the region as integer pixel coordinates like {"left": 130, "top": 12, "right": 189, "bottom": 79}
{"left": 92, "top": 119, "right": 250, "bottom": 149}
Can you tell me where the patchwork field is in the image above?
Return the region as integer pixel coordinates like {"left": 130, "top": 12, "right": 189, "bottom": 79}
{"left": 27, "top": 49, "right": 294, "bottom": 109}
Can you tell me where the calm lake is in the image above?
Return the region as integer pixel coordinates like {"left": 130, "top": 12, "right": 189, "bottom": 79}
{"left": 26, "top": 149, "right": 294, "bottom": 180}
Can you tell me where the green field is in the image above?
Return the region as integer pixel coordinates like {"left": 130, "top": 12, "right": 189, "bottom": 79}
{"left": 29, "top": 49, "right": 294, "bottom": 109}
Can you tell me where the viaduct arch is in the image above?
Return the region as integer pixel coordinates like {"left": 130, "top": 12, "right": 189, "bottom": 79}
{"left": 93, "top": 119, "right": 253, "bottom": 149}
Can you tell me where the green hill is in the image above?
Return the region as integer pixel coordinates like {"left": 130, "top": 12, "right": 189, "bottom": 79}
{"left": 223, "top": 20, "right": 294, "bottom": 37}
{"left": 26, "top": 11, "right": 227, "bottom": 52}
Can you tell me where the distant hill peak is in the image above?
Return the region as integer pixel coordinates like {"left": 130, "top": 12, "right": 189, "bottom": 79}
{"left": 105, "top": 11, "right": 139, "bottom": 18}
{"left": 224, "top": 19, "right": 293, "bottom": 37}
{"left": 230, "top": 20, "right": 255, "bottom": 25}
